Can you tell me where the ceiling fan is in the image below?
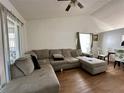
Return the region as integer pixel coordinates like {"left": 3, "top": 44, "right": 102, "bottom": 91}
{"left": 58, "top": 0, "right": 84, "bottom": 12}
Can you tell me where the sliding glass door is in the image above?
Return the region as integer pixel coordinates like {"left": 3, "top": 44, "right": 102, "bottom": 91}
{"left": 2, "top": 14, "right": 22, "bottom": 82}
{"left": 3, "top": 15, "right": 22, "bottom": 81}
{"left": 79, "top": 33, "right": 93, "bottom": 54}
{"left": 7, "top": 16, "right": 20, "bottom": 64}
{"left": 0, "top": 4, "right": 23, "bottom": 90}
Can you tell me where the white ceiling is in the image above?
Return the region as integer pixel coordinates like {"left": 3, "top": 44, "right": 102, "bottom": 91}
{"left": 9, "top": 0, "right": 112, "bottom": 20}
{"left": 92, "top": 0, "right": 124, "bottom": 31}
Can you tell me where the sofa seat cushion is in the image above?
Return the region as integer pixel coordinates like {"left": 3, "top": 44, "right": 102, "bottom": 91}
{"left": 51, "top": 57, "right": 80, "bottom": 71}
{"left": 38, "top": 59, "right": 50, "bottom": 65}
{"left": 4, "top": 64, "right": 60, "bottom": 93}
{"left": 50, "top": 59, "right": 67, "bottom": 66}
{"left": 65, "top": 57, "right": 79, "bottom": 64}
{"left": 33, "top": 49, "right": 49, "bottom": 60}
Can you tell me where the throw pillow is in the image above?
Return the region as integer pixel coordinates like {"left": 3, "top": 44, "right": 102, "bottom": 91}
{"left": 53, "top": 54, "right": 64, "bottom": 60}
{"left": 31, "top": 55, "right": 41, "bottom": 70}
{"left": 15, "top": 55, "right": 34, "bottom": 76}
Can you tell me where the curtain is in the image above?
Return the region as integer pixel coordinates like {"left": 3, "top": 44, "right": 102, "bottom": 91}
{"left": 0, "top": 4, "right": 7, "bottom": 89}
{"left": 76, "top": 32, "right": 81, "bottom": 49}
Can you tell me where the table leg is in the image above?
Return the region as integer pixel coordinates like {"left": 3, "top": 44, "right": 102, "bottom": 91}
{"left": 114, "top": 61, "right": 121, "bottom": 68}
{"left": 114, "top": 61, "right": 117, "bottom": 68}
{"left": 108, "top": 53, "right": 110, "bottom": 64}
{"left": 104, "top": 56, "right": 106, "bottom": 61}
{"left": 118, "top": 61, "right": 120, "bottom": 67}
{"left": 122, "top": 63, "right": 124, "bottom": 71}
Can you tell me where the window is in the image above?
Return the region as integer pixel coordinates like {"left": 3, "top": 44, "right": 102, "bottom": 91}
{"left": 3, "top": 15, "right": 22, "bottom": 81}
{"left": 7, "top": 17, "right": 20, "bottom": 64}
{"left": 79, "top": 33, "right": 92, "bottom": 54}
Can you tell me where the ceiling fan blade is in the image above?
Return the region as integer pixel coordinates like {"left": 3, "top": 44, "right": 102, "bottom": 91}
{"left": 65, "top": 4, "right": 71, "bottom": 11}
{"left": 77, "top": 1, "right": 84, "bottom": 8}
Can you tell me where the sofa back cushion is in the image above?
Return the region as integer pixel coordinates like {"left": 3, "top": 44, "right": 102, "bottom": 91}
{"left": 33, "top": 49, "right": 49, "bottom": 60}
{"left": 71, "top": 49, "right": 78, "bottom": 57}
{"left": 15, "top": 55, "right": 34, "bottom": 76}
{"left": 25, "top": 51, "right": 38, "bottom": 59}
{"left": 71, "top": 49, "right": 82, "bottom": 57}
{"left": 77, "top": 49, "right": 82, "bottom": 56}
{"left": 62, "top": 49, "right": 72, "bottom": 57}
{"left": 49, "top": 49, "right": 62, "bottom": 58}
{"left": 11, "top": 64, "right": 25, "bottom": 79}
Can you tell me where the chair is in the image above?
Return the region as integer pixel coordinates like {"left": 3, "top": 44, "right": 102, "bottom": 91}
{"left": 114, "top": 49, "right": 124, "bottom": 68}
{"left": 97, "top": 49, "right": 107, "bottom": 60}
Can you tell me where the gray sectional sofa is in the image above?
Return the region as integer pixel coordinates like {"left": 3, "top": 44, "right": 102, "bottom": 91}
{"left": 32, "top": 49, "right": 81, "bottom": 71}
{"left": 4, "top": 49, "right": 107, "bottom": 93}
{"left": 5, "top": 64, "right": 59, "bottom": 93}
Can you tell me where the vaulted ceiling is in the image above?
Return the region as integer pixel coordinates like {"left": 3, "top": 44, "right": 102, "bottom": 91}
{"left": 10, "top": 0, "right": 124, "bottom": 30}
{"left": 92, "top": 0, "right": 124, "bottom": 30}
{"left": 9, "top": 0, "right": 112, "bottom": 20}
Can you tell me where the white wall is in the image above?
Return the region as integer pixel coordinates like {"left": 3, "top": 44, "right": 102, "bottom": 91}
{"left": 27, "top": 15, "right": 102, "bottom": 50}
{"left": 97, "top": 28, "right": 124, "bottom": 61}
{"left": 20, "top": 24, "right": 28, "bottom": 53}
{"left": 98, "top": 28, "right": 124, "bottom": 53}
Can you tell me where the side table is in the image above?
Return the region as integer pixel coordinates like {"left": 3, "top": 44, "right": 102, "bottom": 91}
{"left": 108, "top": 52, "right": 115, "bottom": 64}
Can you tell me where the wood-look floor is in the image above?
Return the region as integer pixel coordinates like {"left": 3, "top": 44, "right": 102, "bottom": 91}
{"left": 56, "top": 63, "right": 124, "bottom": 93}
